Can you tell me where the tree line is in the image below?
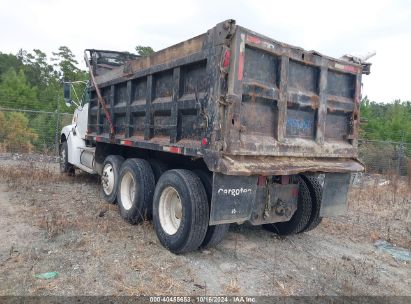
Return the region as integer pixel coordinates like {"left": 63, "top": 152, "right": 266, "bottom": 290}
{"left": 0, "top": 47, "right": 87, "bottom": 112}
{"left": 360, "top": 97, "right": 411, "bottom": 143}
{"left": 0, "top": 46, "right": 410, "bottom": 152}
{"left": 0, "top": 45, "right": 155, "bottom": 152}
{"left": 0, "top": 46, "right": 88, "bottom": 151}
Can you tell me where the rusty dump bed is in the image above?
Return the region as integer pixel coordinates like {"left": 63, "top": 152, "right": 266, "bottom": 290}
{"left": 86, "top": 19, "right": 367, "bottom": 176}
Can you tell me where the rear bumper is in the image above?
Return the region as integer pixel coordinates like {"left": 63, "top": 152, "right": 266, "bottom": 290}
{"left": 205, "top": 154, "right": 364, "bottom": 176}
{"left": 209, "top": 172, "right": 352, "bottom": 225}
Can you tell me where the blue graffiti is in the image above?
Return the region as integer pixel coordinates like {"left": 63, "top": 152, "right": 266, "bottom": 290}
{"left": 286, "top": 118, "right": 313, "bottom": 131}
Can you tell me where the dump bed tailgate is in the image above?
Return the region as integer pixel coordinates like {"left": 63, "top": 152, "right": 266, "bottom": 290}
{"left": 224, "top": 26, "right": 362, "bottom": 159}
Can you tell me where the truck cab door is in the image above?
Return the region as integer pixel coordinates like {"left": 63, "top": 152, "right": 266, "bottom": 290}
{"left": 73, "top": 103, "right": 89, "bottom": 139}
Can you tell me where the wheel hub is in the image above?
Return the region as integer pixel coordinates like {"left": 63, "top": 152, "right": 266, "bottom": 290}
{"left": 120, "top": 171, "right": 135, "bottom": 210}
{"left": 102, "top": 163, "right": 115, "bottom": 195}
{"left": 159, "top": 186, "right": 182, "bottom": 235}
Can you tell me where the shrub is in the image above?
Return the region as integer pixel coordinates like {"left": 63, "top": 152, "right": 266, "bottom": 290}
{"left": 0, "top": 111, "right": 38, "bottom": 152}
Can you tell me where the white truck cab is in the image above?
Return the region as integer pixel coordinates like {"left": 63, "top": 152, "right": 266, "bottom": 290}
{"left": 60, "top": 83, "right": 95, "bottom": 174}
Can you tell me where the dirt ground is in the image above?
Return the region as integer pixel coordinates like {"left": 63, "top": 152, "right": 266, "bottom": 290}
{"left": 0, "top": 153, "right": 410, "bottom": 296}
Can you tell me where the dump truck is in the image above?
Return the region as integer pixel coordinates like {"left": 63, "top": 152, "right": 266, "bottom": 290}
{"left": 60, "top": 19, "right": 371, "bottom": 253}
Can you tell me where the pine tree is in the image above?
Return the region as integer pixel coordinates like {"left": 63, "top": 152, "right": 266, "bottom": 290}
{"left": 0, "top": 68, "right": 39, "bottom": 109}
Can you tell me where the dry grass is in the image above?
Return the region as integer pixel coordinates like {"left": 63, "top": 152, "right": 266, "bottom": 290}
{"left": 0, "top": 160, "right": 98, "bottom": 188}
{"left": 224, "top": 278, "right": 240, "bottom": 294}
{"left": 0, "top": 162, "right": 61, "bottom": 185}
{"left": 322, "top": 173, "right": 411, "bottom": 249}
{"left": 1, "top": 157, "right": 410, "bottom": 296}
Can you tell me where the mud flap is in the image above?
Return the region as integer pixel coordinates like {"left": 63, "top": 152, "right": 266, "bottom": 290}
{"left": 320, "top": 173, "right": 351, "bottom": 217}
{"left": 209, "top": 173, "right": 257, "bottom": 225}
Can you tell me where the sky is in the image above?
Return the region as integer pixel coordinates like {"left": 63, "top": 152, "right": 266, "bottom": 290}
{"left": 0, "top": 0, "right": 410, "bottom": 102}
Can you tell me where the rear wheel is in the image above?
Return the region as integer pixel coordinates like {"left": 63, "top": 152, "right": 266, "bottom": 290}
{"left": 117, "top": 159, "right": 155, "bottom": 224}
{"left": 194, "top": 170, "right": 230, "bottom": 249}
{"left": 147, "top": 159, "right": 169, "bottom": 219}
{"left": 148, "top": 159, "right": 168, "bottom": 183}
{"left": 263, "top": 176, "right": 312, "bottom": 236}
{"left": 101, "top": 155, "right": 124, "bottom": 203}
{"left": 300, "top": 175, "right": 323, "bottom": 232}
{"left": 153, "top": 169, "right": 209, "bottom": 254}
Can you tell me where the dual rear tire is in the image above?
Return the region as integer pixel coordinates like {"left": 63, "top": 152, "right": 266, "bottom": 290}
{"left": 100, "top": 157, "right": 156, "bottom": 224}
{"left": 100, "top": 155, "right": 322, "bottom": 251}
{"left": 100, "top": 155, "right": 228, "bottom": 253}
{"left": 263, "top": 175, "right": 323, "bottom": 236}
{"left": 299, "top": 175, "right": 323, "bottom": 233}
{"left": 153, "top": 170, "right": 209, "bottom": 253}
{"left": 194, "top": 170, "right": 230, "bottom": 249}
{"left": 117, "top": 159, "right": 155, "bottom": 224}
{"left": 153, "top": 169, "right": 230, "bottom": 253}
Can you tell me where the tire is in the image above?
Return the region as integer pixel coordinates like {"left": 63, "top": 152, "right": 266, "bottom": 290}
{"left": 299, "top": 175, "right": 323, "bottom": 232}
{"left": 59, "top": 141, "right": 74, "bottom": 174}
{"left": 117, "top": 159, "right": 155, "bottom": 224}
{"left": 153, "top": 169, "right": 209, "bottom": 254}
{"left": 101, "top": 155, "right": 124, "bottom": 204}
{"left": 146, "top": 159, "right": 169, "bottom": 218}
{"left": 148, "top": 159, "right": 168, "bottom": 183}
{"left": 263, "top": 176, "right": 312, "bottom": 236}
{"left": 194, "top": 170, "right": 230, "bottom": 249}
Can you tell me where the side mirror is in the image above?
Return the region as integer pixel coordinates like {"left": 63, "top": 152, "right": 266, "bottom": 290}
{"left": 63, "top": 82, "right": 72, "bottom": 107}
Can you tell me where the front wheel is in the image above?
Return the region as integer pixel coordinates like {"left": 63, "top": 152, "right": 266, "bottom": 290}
{"left": 59, "top": 141, "right": 74, "bottom": 175}
{"left": 153, "top": 170, "right": 209, "bottom": 254}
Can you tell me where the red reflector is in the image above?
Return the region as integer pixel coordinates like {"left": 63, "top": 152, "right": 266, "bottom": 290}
{"left": 238, "top": 52, "right": 244, "bottom": 80}
{"left": 169, "top": 146, "right": 181, "bottom": 154}
{"left": 123, "top": 140, "right": 133, "bottom": 146}
{"left": 164, "top": 146, "right": 182, "bottom": 154}
{"left": 246, "top": 35, "right": 261, "bottom": 45}
{"left": 223, "top": 49, "right": 231, "bottom": 68}
{"left": 257, "top": 176, "right": 266, "bottom": 186}
{"left": 201, "top": 137, "right": 208, "bottom": 146}
{"left": 344, "top": 65, "right": 358, "bottom": 73}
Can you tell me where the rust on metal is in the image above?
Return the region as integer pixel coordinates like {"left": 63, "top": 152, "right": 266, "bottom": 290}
{"left": 85, "top": 19, "right": 371, "bottom": 175}
{"left": 94, "top": 34, "right": 206, "bottom": 86}
{"left": 205, "top": 154, "right": 364, "bottom": 176}
{"left": 84, "top": 51, "right": 115, "bottom": 138}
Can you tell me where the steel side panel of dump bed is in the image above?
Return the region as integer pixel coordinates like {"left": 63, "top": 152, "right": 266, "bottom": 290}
{"left": 85, "top": 22, "right": 231, "bottom": 157}
{"left": 85, "top": 20, "right": 365, "bottom": 176}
